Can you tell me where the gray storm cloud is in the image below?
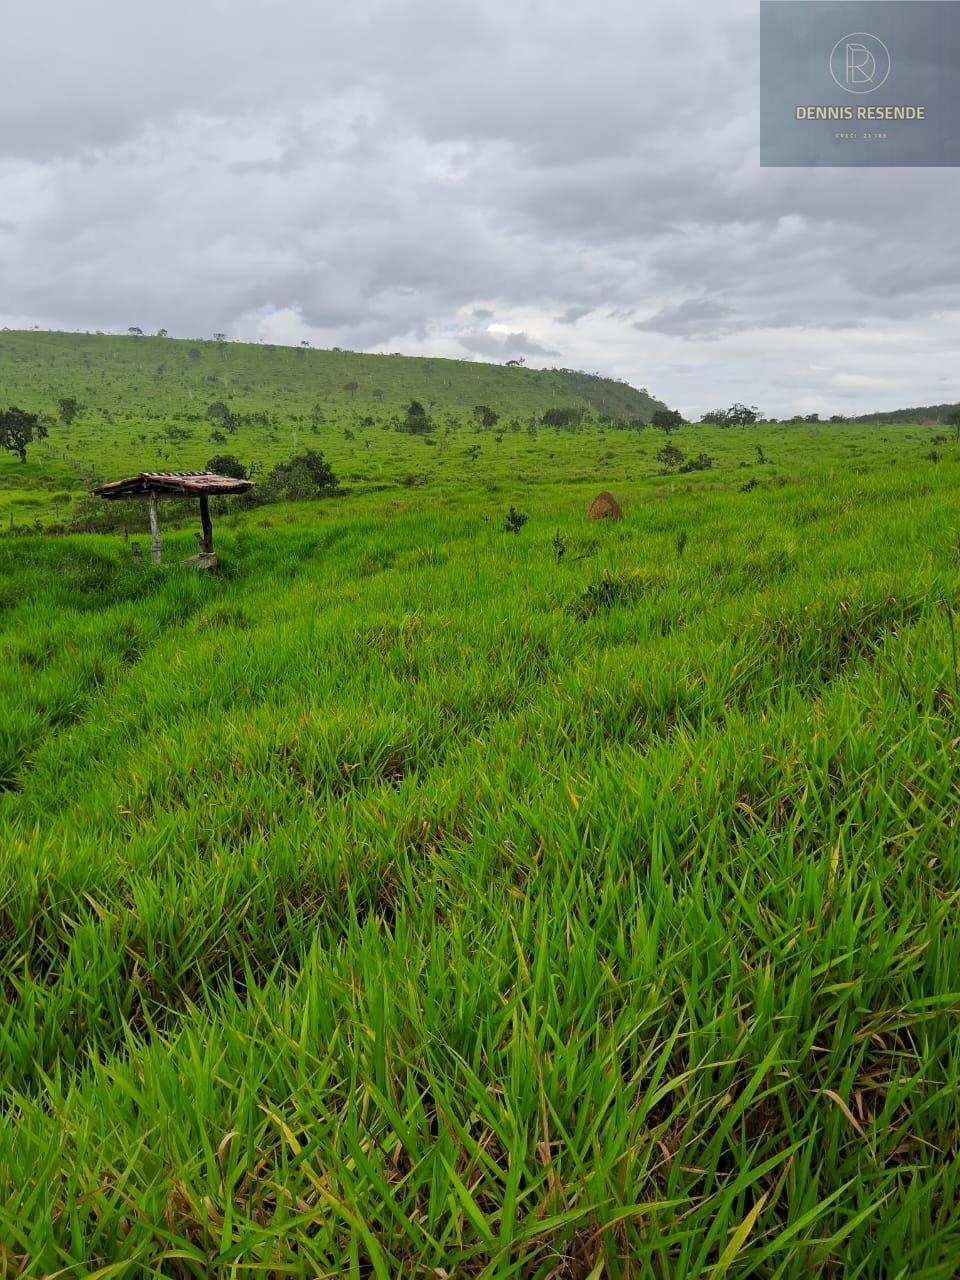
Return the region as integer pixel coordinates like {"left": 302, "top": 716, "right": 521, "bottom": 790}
{"left": 0, "top": 0, "right": 958, "bottom": 417}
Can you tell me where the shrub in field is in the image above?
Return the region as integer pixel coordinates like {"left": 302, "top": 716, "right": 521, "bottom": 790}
{"left": 260, "top": 450, "right": 339, "bottom": 501}
{"left": 205, "top": 454, "right": 249, "bottom": 480}
{"left": 570, "top": 569, "right": 647, "bottom": 619}
{"left": 679, "top": 451, "right": 714, "bottom": 472}
{"left": 656, "top": 442, "right": 685, "bottom": 473}
{"left": 541, "top": 405, "right": 584, "bottom": 428}
{"left": 204, "top": 400, "right": 240, "bottom": 435}
{"left": 504, "top": 506, "right": 528, "bottom": 533}
{"left": 398, "top": 399, "right": 433, "bottom": 434}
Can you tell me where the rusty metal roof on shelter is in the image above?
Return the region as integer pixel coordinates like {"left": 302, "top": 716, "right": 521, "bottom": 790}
{"left": 94, "top": 472, "right": 254, "bottom": 500}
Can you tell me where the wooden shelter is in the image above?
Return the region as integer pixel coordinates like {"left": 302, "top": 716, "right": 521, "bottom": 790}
{"left": 588, "top": 491, "right": 622, "bottom": 522}
{"left": 94, "top": 471, "right": 254, "bottom": 565}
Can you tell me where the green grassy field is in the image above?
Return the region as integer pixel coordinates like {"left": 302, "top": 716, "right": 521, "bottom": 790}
{"left": 2, "top": 334, "right": 960, "bottom": 1276}
{"left": 0, "top": 330, "right": 668, "bottom": 528}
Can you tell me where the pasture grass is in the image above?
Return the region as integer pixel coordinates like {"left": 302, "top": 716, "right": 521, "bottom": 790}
{"left": 2, "top": 454, "right": 960, "bottom": 1275}
{"left": 0, "top": 329, "right": 954, "bottom": 528}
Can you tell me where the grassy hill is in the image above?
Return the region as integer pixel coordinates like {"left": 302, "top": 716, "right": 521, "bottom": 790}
{"left": 847, "top": 401, "right": 960, "bottom": 425}
{"left": 0, "top": 329, "right": 667, "bottom": 526}
{"left": 0, "top": 329, "right": 665, "bottom": 420}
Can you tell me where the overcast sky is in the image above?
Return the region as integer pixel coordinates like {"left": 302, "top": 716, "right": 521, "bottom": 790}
{"left": 1, "top": 0, "right": 958, "bottom": 418}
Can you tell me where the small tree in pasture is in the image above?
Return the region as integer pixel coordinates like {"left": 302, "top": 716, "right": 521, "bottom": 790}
{"left": 263, "top": 449, "right": 338, "bottom": 501}
{"left": 57, "top": 396, "right": 81, "bottom": 425}
{"left": 0, "top": 406, "right": 47, "bottom": 462}
{"left": 400, "top": 400, "right": 433, "bottom": 434}
{"left": 656, "top": 442, "right": 685, "bottom": 472}
{"left": 206, "top": 401, "right": 236, "bottom": 433}
{"left": 652, "top": 408, "right": 684, "bottom": 433}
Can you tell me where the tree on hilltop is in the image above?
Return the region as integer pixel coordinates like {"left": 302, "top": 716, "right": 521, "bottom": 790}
{"left": 700, "top": 403, "right": 761, "bottom": 427}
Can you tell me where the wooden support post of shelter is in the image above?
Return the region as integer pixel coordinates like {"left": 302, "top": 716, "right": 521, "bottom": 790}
{"left": 93, "top": 472, "right": 254, "bottom": 567}
{"left": 149, "top": 492, "right": 161, "bottom": 564}
{"left": 199, "top": 494, "right": 213, "bottom": 554}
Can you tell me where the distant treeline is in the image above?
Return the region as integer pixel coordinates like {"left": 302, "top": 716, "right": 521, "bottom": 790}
{"left": 846, "top": 402, "right": 960, "bottom": 425}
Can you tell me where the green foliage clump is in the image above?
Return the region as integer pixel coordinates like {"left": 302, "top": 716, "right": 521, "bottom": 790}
{"left": 541, "top": 405, "right": 584, "bottom": 428}
{"left": 205, "top": 454, "right": 249, "bottom": 480}
{"left": 652, "top": 407, "right": 684, "bottom": 432}
{"left": 571, "top": 568, "right": 644, "bottom": 619}
{"left": 702, "top": 403, "right": 762, "bottom": 427}
{"left": 260, "top": 449, "right": 338, "bottom": 501}
{"left": 0, "top": 405, "right": 47, "bottom": 463}
{"left": 57, "top": 396, "right": 82, "bottom": 425}
{"left": 656, "top": 442, "right": 685, "bottom": 472}
{"left": 206, "top": 400, "right": 237, "bottom": 433}
{"left": 679, "top": 451, "right": 714, "bottom": 473}
{"left": 398, "top": 400, "right": 433, "bottom": 435}
{"left": 503, "top": 505, "right": 528, "bottom": 533}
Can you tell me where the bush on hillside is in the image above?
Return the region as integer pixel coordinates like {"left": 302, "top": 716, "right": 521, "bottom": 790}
{"left": 258, "top": 450, "right": 339, "bottom": 501}
{"left": 205, "top": 454, "right": 249, "bottom": 480}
